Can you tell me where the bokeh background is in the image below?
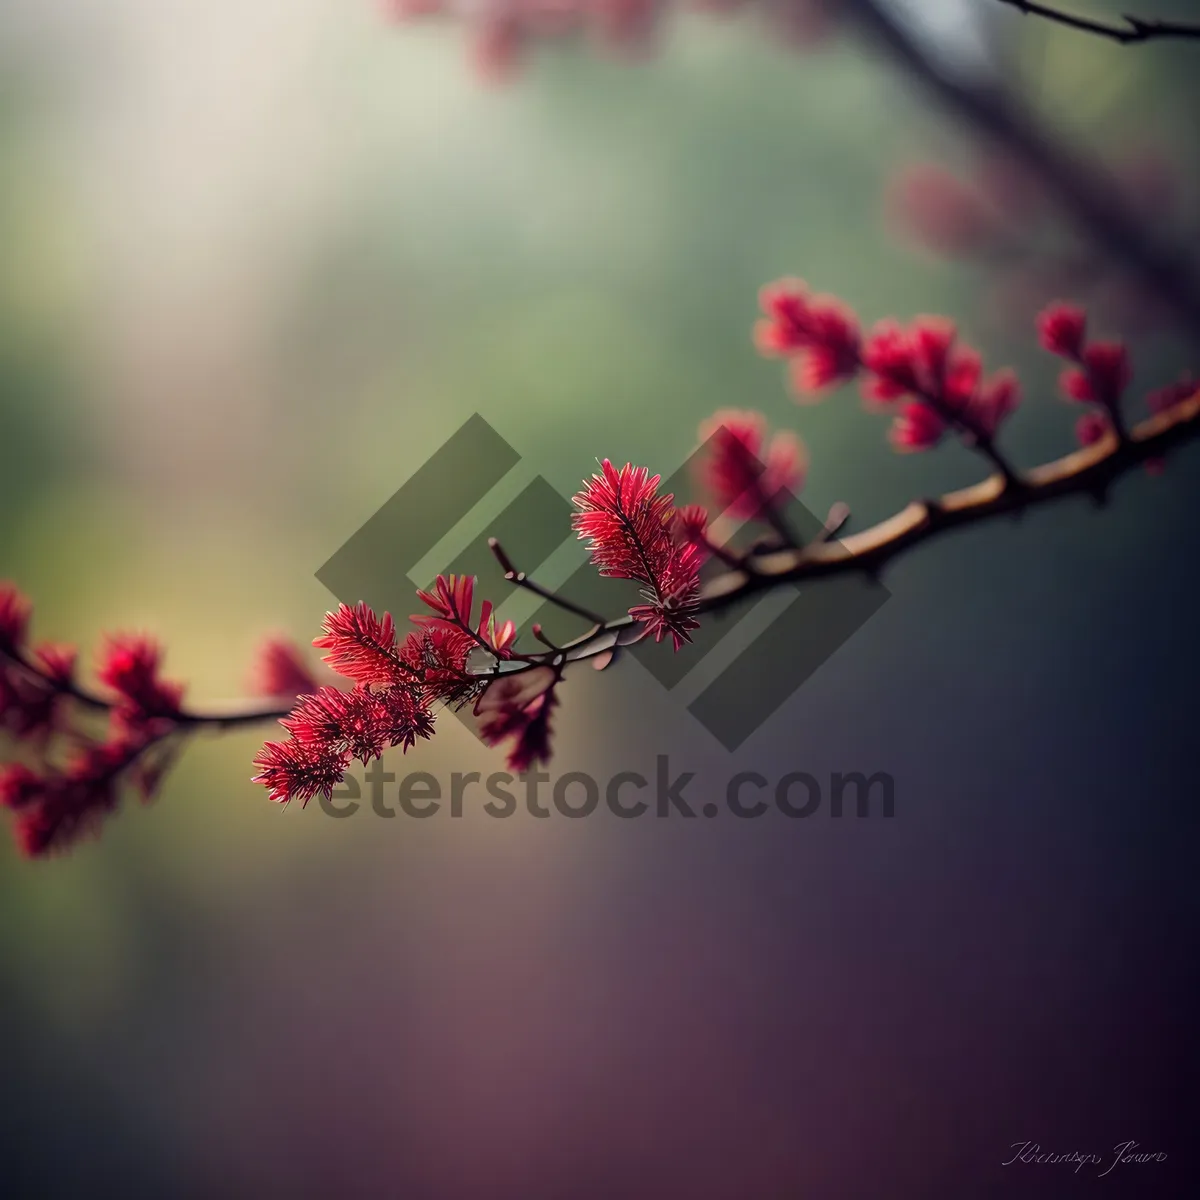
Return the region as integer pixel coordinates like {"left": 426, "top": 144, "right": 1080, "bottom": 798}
{"left": 2, "top": 1, "right": 1197, "bottom": 1196}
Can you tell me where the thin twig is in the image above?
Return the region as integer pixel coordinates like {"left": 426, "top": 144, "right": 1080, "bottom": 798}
{"left": 820, "top": 502, "right": 852, "bottom": 541}
{"left": 699, "top": 530, "right": 749, "bottom": 570}
{"left": 0, "top": 646, "right": 295, "bottom": 730}
{"left": 530, "top": 624, "right": 563, "bottom": 652}
{"left": 994, "top": 1, "right": 1200, "bottom": 45}
{"left": 488, "top": 537, "right": 607, "bottom": 625}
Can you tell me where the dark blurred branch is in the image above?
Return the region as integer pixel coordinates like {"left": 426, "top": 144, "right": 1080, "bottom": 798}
{"left": 994, "top": 1, "right": 1200, "bottom": 44}
{"left": 845, "top": 0, "right": 1200, "bottom": 342}
{"left": 0, "top": 644, "right": 295, "bottom": 730}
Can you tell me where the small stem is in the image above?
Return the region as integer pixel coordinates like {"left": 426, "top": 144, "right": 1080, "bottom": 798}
{"left": 530, "top": 624, "right": 562, "bottom": 652}
{"left": 917, "top": 387, "right": 1023, "bottom": 492}
{"left": 488, "top": 538, "right": 607, "bottom": 626}
{"left": 724, "top": 436, "right": 802, "bottom": 549}
{"left": 1106, "top": 404, "right": 1130, "bottom": 444}
{"left": 443, "top": 590, "right": 496, "bottom": 657}
{"left": 700, "top": 532, "right": 748, "bottom": 570}
{"left": 820, "top": 502, "right": 852, "bottom": 542}
{"left": 977, "top": 438, "right": 1025, "bottom": 491}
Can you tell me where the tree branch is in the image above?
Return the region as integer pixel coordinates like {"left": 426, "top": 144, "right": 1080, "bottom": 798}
{"left": 539, "top": 389, "right": 1200, "bottom": 665}
{"left": 0, "top": 644, "right": 295, "bottom": 731}
{"left": 994, "top": 1, "right": 1200, "bottom": 45}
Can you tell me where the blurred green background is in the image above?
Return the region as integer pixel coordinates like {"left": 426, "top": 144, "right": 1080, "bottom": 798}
{"left": 2, "top": 3, "right": 1197, "bottom": 1195}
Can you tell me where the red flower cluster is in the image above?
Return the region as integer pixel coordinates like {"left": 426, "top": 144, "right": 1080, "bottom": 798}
{"left": 756, "top": 278, "right": 861, "bottom": 396}
{"left": 2, "top": 743, "right": 122, "bottom": 859}
{"left": 1038, "top": 302, "right": 1131, "bottom": 445}
{"left": 248, "top": 637, "right": 320, "bottom": 699}
{"left": 1, "top": 640, "right": 73, "bottom": 739}
{"left": 414, "top": 574, "right": 517, "bottom": 657}
{"left": 252, "top": 470, "right": 729, "bottom": 803}
{"left": 1060, "top": 345, "right": 1131, "bottom": 407}
{"left": 254, "top": 572, "right": 561, "bottom": 802}
{"left": 97, "top": 634, "right": 186, "bottom": 721}
{"left": 697, "top": 409, "right": 807, "bottom": 519}
{"left": 861, "top": 318, "right": 1020, "bottom": 451}
{"left": 310, "top": 602, "right": 406, "bottom": 685}
{"left": 473, "top": 666, "right": 560, "bottom": 774}
{"left": 755, "top": 279, "right": 1021, "bottom": 452}
{"left": 0, "top": 582, "right": 192, "bottom": 856}
{"left": 0, "top": 585, "right": 31, "bottom": 651}
{"left": 255, "top": 602, "right": 435, "bottom": 805}
{"left": 572, "top": 459, "right": 705, "bottom": 650}
{"left": 886, "top": 162, "right": 1005, "bottom": 258}
{"left": 256, "top": 684, "right": 434, "bottom": 804}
